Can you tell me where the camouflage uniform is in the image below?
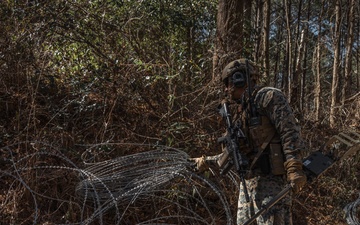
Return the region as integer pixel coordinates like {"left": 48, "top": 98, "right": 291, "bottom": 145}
{"left": 192, "top": 59, "right": 306, "bottom": 224}
{"left": 236, "top": 86, "right": 305, "bottom": 225}
{"left": 237, "top": 170, "right": 292, "bottom": 225}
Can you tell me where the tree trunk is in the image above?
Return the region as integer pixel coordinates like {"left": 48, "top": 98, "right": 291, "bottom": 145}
{"left": 290, "top": 0, "right": 303, "bottom": 108}
{"left": 272, "top": 4, "right": 283, "bottom": 88}
{"left": 341, "top": 0, "right": 355, "bottom": 106}
{"left": 283, "top": 0, "right": 292, "bottom": 99}
{"left": 313, "top": 1, "right": 325, "bottom": 122}
{"left": 330, "top": 0, "right": 342, "bottom": 128}
{"left": 243, "top": 0, "right": 253, "bottom": 58}
{"left": 357, "top": 17, "right": 360, "bottom": 91}
{"left": 357, "top": 45, "right": 360, "bottom": 91}
{"left": 213, "top": 0, "right": 244, "bottom": 79}
{"left": 293, "top": 29, "right": 306, "bottom": 112}
{"left": 313, "top": 43, "right": 321, "bottom": 122}
{"left": 254, "top": 0, "right": 263, "bottom": 63}
{"left": 262, "top": 0, "right": 271, "bottom": 83}
{"left": 300, "top": 0, "right": 311, "bottom": 113}
{"left": 299, "top": 30, "right": 308, "bottom": 114}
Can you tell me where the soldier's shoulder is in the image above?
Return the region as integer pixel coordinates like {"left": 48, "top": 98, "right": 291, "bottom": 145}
{"left": 255, "top": 87, "right": 286, "bottom": 108}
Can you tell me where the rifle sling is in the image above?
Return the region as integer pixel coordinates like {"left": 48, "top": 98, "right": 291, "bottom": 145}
{"left": 248, "top": 132, "right": 276, "bottom": 171}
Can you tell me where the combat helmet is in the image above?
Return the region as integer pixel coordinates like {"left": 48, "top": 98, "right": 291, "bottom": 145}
{"left": 221, "top": 58, "right": 259, "bottom": 87}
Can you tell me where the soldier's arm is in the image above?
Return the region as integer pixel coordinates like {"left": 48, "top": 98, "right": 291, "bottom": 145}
{"left": 255, "top": 87, "right": 305, "bottom": 160}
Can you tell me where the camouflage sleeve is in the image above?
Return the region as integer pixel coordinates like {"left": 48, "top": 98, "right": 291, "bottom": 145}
{"left": 254, "top": 87, "right": 305, "bottom": 160}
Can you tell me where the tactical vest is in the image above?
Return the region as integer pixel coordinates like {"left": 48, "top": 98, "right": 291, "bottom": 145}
{"left": 238, "top": 91, "right": 286, "bottom": 176}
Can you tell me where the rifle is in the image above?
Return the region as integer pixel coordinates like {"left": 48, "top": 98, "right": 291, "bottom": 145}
{"left": 217, "top": 100, "right": 250, "bottom": 202}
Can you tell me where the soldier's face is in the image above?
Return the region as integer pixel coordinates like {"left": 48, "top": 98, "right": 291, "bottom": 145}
{"left": 225, "top": 82, "right": 246, "bottom": 100}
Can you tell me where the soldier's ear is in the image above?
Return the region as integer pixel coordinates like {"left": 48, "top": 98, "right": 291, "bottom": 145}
{"left": 231, "top": 71, "right": 247, "bottom": 88}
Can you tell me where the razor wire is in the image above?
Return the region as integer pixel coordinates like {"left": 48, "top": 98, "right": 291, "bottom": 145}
{"left": 0, "top": 143, "right": 237, "bottom": 225}
{"left": 344, "top": 193, "right": 360, "bottom": 225}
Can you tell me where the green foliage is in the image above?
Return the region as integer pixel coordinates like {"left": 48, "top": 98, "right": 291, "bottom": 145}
{"left": 0, "top": 0, "right": 219, "bottom": 146}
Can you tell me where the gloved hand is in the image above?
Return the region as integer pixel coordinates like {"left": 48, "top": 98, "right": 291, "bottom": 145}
{"left": 189, "top": 155, "right": 209, "bottom": 172}
{"left": 284, "top": 159, "right": 307, "bottom": 194}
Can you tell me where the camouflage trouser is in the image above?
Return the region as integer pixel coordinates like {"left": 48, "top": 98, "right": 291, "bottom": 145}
{"left": 236, "top": 170, "right": 292, "bottom": 225}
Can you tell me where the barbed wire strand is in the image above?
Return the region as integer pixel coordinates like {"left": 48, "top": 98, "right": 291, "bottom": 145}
{"left": 1, "top": 144, "right": 235, "bottom": 225}
{"left": 344, "top": 193, "right": 360, "bottom": 225}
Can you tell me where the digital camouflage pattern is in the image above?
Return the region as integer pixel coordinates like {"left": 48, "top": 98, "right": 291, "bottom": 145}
{"left": 253, "top": 87, "right": 305, "bottom": 161}
{"left": 236, "top": 169, "right": 292, "bottom": 225}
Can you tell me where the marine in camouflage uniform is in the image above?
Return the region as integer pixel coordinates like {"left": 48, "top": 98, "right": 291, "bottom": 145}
{"left": 236, "top": 86, "right": 305, "bottom": 225}
{"left": 192, "top": 59, "right": 307, "bottom": 225}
